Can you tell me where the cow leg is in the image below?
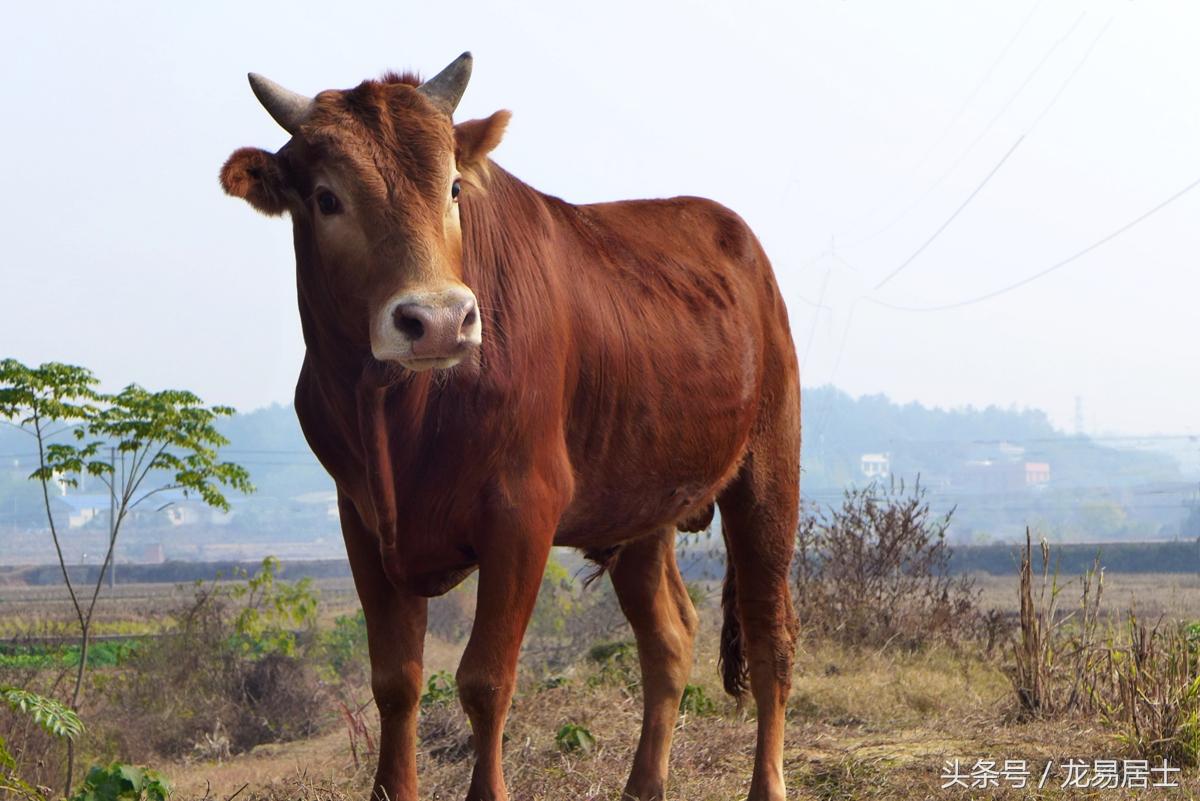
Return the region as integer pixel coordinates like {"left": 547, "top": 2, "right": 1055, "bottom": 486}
{"left": 457, "top": 525, "right": 554, "bottom": 801}
{"left": 609, "top": 528, "right": 698, "bottom": 801}
{"left": 340, "top": 498, "right": 428, "bottom": 801}
{"left": 717, "top": 446, "right": 800, "bottom": 801}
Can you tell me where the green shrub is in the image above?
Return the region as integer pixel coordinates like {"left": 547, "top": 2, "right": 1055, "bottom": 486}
{"left": 521, "top": 557, "right": 629, "bottom": 672}
{"left": 322, "top": 609, "right": 368, "bottom": 679}
{"left": 68, "top": 763, "right": 170, "bottom": 801}
{"left": 98, "top": 569, "right": 324, "bottom": 760}
{"left": 684, "top": 581, "right": 707, "bottom": 610}
{"left": 679, "top": 684, "right": 716, "bottom": 716}
{"left": 528, "top": 559, "right": 578, "bottom": 639}
{"left": 554, "top": 722, "right": 595, "bottom": 754}
{"left": 585, "top": 641, "right": 638, "bottom": 691}
{"left": 539, "top": 675, "right": 569, "bottom": 690}
{"left": 421, "top": 671, "right": 457, "bottom": 707}
{"left": 229, "top": 557, "right": 318, "bottom": 658}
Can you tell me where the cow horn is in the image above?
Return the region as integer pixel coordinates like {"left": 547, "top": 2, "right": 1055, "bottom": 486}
{"left": 247, "top": 73, "right": 314, "bottom": 135}
{"left": 418, "top": 52, "right": 473, "bottom": 115}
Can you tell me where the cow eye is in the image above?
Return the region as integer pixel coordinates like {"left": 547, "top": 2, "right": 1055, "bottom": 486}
{"left": 451, "top": 179, "right": 461, "bottom": 202}
{"left": 316, "top": 190, "right": 341, "bottom": 215}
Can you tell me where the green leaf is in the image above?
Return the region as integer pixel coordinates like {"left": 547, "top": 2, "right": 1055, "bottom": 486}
{"left": 555, "top": 722, "right": 596, "bottom": 754}
{"left": 0, "top": 686, "right": 84, "bottom": 740}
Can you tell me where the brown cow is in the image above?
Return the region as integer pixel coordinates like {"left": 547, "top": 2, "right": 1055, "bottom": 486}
{"left": 220, "top": 53, "right": 800, "bottom": 801}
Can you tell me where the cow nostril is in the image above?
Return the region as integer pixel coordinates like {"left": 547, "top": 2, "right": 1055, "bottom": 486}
{"left": 393, "top": 307, "right": 426, "bottom": 341}
{"left": 463, "top": 306, "right": 477, "bottom": 328}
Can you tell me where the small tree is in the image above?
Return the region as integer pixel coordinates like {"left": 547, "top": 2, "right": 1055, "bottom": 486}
{"left": 794, "top": 478, "right": 976, "bottom": 647}
{"left": 0, "top": 359, "right": 252, "bottom": 792}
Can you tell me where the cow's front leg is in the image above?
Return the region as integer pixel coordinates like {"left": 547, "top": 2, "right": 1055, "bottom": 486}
{"left": 457, "top": 525, "right": 554, "bottom": 801}
{"left": 366, "top": 591, "right": 427, "bottom": 801}
{"left": 340, "top": 498, "right": 428, "bottom": 801}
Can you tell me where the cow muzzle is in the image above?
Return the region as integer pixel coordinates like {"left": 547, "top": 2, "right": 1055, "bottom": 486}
{"left": 372, "top": 287, "right": 482, "bottom": 370}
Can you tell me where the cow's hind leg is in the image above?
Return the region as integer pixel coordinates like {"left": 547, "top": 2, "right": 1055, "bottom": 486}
{"left": 607, "top": 527, "right": 698, "bottom": 800}
{"left": 717, "top": 439, "right": 800, "bottom": 801}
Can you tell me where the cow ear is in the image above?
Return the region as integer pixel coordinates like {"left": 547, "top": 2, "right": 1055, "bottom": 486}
{"left": 454, "top": 110, "right": 511, "bottom": 174}
{"left": 220, "top": 147, "right": 290, "bottom": 216}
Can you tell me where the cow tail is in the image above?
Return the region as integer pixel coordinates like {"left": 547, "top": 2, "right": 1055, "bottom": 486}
{"left": 719, "top": 554, "right": 749, "bottom": 699}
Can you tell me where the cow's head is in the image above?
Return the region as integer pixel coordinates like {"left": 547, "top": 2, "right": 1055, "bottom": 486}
{"left": 220, "top": 53, "right": 509, "bottom": 372}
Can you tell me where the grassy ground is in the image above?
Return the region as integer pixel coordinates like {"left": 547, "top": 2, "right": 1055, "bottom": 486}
{"left": 7, "top": 572, "right": 1200, "bottom": 799}
{"left": 171, "top": 624, "right": 1200, "bottom": 800}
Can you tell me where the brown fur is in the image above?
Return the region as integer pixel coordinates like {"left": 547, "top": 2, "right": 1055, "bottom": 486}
{"left": 221, "top": 68, "right": 800, "bottom": 801}
{"left": 220, "top": 147, "right": 289, "bottom": 216}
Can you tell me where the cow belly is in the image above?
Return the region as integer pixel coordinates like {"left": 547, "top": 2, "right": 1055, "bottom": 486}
{"left": 555, "top": 396, "right": 751, "bottom": 548}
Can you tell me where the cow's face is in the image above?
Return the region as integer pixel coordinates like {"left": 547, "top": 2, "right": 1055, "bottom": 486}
{"left": 220, "top": 53, "right": 509, "bottom": 372}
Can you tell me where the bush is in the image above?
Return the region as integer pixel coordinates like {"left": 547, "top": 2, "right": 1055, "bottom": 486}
{"left": 98, "top": 561, "right": 325, "bottom": 760}
{"left": 794, "top": 478, "right": 977, "bottom": 647}
{"left": 420, "top": 671, "right": 457, "bottom": 708}
{"left": 585, "top": 641, "right": 638, "bottom": 691}
{"left": 322, "top": 610, "right": 368, "bottom": 682}
{"left": 68, "top": 763, "right": 170, "bottom": 801}
{"left": 679, "top": 684, "right": 716, "bottom": 716}
{"left": 521, "top": 557, "right": 629, "bottom": 673}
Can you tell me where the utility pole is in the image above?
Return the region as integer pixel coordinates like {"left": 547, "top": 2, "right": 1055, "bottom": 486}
{"left": 108, "top": 445, "right": 116, "bottom": 589}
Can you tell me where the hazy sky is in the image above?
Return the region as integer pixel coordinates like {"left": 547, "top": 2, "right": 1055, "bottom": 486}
{"left": 2, "top": 1, "right": 1197, "bottom": 437}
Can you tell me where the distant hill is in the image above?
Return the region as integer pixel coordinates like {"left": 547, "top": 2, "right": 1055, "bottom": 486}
{"left": 801, "top": 385, "right": 1181, "bottom": 490}
{"left": 801, "top": 385, "right": 1192, "bottom": 543}
{"left": 0, "top": 388, "right": 1193, "bottom": 561}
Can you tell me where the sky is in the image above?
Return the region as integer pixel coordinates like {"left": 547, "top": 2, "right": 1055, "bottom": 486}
{"left": 1, "top": 0, "right": 1197, "bottom": 437}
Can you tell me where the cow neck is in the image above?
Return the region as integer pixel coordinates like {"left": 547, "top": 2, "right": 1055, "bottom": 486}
{"left": 355, "top": 368, "right": 401, "bottom": 557}
{"left": 293, "top": 217, "right": 396, "bottom": 513}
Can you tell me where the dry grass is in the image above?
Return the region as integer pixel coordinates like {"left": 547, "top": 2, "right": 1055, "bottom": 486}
{"left": 1009, "top": 531, "right": 1106, "bottom": 719}
{"left": 162, "top": 622, "right": 1200, "bottom": 800}
{"left": 10, "top": 570, "right": 1200, "bottom": 799}
{"left": 974, "top": 571, "right": 1200, "bottom": 622}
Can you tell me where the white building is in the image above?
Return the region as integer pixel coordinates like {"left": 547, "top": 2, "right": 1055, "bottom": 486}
{"left": 51, "top": 494, "right": 111, "bottom": 529}
{"left": 860, "top": 453, "right": 890, "bottom": 479}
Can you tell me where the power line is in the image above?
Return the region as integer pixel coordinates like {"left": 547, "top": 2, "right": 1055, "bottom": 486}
{"left": 835, "top": 0, "right": 1046, "bottom": 235}
{"left": 869, "top": 16, "right": 1111, "bottom": 292}
{"left": 841, "top": 10, "right": 1088, "bottom": 249}
{"left": 872, "top": 135, "right": 1025, "bottom": 291}
{"left": 1027, "top": 16, "right": 1112, "bottom": 132}
{"left": 867, "top": 172, "right": 1200, "bottom": 312}
{"left": 800, "top": 258, "right": 834, "bottom": 368}
{"left": 804, "top": 290, "right": 866, "bottom": 448}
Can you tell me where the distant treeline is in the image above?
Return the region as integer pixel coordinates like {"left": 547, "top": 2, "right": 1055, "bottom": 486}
{"left": 7, "top": 541, "right": 1196, "bottom": 588}
{"left": 1, "top": 558, "right": 352, "bottom": 587}
{"left": 949, "top": 540, "right": 1200, "bottom": 575}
